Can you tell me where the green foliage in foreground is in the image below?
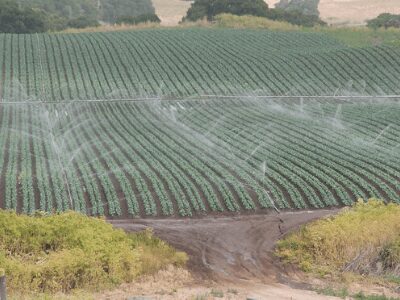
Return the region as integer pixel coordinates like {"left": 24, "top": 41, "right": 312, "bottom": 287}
{"left": 317, "top": 288, "right": 400, "bottom": 300}
{"left": 276, "top": 199, "right": 400, "bottom": 277}
{"left": 353, "top": 292, "right": 400, "bottom": 300}
{"left": 0, "top": 211, "right": 186, "bottom": 293}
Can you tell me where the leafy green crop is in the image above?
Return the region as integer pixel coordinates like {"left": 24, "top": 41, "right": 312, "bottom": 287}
{"left": 0, "top": 29, "right": 399, "bottom": 217}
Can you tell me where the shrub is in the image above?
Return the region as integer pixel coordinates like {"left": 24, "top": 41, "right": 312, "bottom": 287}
{"left": 276, "top": 199, "right": 400, "bottom": 277}
{"left": 67, "top": 17, "right": 99, "bottom": 29}
{"left": 267, "top": 8, "right": 326, "bottom": 27}
{"left": 367, "top": 13, "right": 400, "bottom": 29}
{"left": 275, "top": 0, "right": 320, "bottom": 17}
{"left": 182, "top": 0, "right": 269, "bottom": 22}
{"left": 0, "top": 211, "right": 186, "bottom": 294}
{"left": 116, "top": 13, "right": 161, "bottom": 25}
{"left": 214, "top": 13, "right": 298, "bottom": 30}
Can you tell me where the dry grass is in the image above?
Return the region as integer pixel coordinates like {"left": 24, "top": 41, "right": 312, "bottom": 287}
{"left": 9, "top": 266, "right": 192, "bottom": 300}
{"left": 319, "top": 0, "right": 400, "bottom": 26}
{"left": 59, "top": 22, "right": 162, "bottom": 34}
{"left": 213, "top": 14, "right": 299, "bottom": 30}
{"left": 276, "top": 199, "right": 400, "bottom": 277}
{"left": 312, "top": 26, "right": 400, "bottom": 47}
{"left": 0, "top": 212, "right": 187, "bottom": 297}
{"left": 96, "top": 265, "right": 193, "bottom": 300}
{"left": 264, "top": 0, "right": 400, "bottom": 26}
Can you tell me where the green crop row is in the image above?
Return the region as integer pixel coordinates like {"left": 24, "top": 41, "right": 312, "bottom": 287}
{"left": 0, "top": 29, "right": 400, "bottom": 102}
{"left": 0, "top": 97, "right": 399, "bottom": 217}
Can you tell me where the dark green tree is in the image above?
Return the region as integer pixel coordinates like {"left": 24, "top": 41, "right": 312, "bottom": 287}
{"left": 100, "top": 0, "right": 155, "bottom": 23}
{"left": 0, "top": 0, "right": 47, "bottom": 33}
{"left": 16, "top": 0, "right": 98, "bottom": 20}
{"left": 67, "top": 16, "right": 99, "bottom": 29}
{"left": 183, "top": 0, "right": 269, "bottom": 22}
{"left": 367, "top": 13, "right": 400, "bottom": 29}
{"left": 16, "top": 0, "right": 155, "bottom": 24}
{"left": 275, "top": 0, "right": 320, "bottom": 16}
{"left": 116, "top": 14, "right": 161, "bottom": 25}
{"left": 267, "top": 8, "right": 326, "bottom": 27}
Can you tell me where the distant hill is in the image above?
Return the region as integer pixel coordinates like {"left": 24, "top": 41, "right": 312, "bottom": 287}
{"left": 318, "top": 0, "right": 400, "bottom": 26}
{"left": 152, "top": 0, "right": 192, "bottom": 26}
{"left": 266, "top": 0, "right": 400, "bottom": 25}
{"left": 16, "top": 0, "right": 155, "bottom": 23}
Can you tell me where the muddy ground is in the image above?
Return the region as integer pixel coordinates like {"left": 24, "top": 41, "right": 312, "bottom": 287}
{"left": 111, "top": 209, "right": 338, "bottom": 284}
{"left": 109, "top": 209, "right": 399, "bottom": 299}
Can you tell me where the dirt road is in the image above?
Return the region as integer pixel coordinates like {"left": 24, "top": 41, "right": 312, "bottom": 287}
{"left": 112, "top": 209, "right": 337, "bottom": 283}
{"left": 110, "top": 210, "right": 340, "bottom": 299}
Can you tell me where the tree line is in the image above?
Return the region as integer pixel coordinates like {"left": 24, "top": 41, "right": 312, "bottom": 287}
{"left": 367, "top": 13, "right": 400, "bottom": 29}
{"left": 1, "top": 0, "right": 399, "bottom": 33}
{"left": 0, "top": 0, "right": 156, "bottom": 33}
{"left": 183, "top": 0, "right": 326, "bottom": 27}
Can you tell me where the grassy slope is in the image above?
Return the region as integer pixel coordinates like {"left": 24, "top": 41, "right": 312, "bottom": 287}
{"left": 276, "top": 200, "right": 400, "bottom": 284}
{"left": 57, "top": 13, "right": 400, "bottom": 48}
{"left": 212, "top": 14, "right": 400, "bottom": 48}
{"left": 0, "top": 211, "right": 186, "bottom": 298}
{"left": 312, "top": 27, "right": 400, "bottom": 48}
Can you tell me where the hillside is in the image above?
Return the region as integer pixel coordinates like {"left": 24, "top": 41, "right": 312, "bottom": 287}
{"left": 153, "top": 0, "right": 400, "bottom": 26}
{"left": 0, "top": 29, "right": 399, "bottom": 218}
{"left": 266, "top": 0, "right": 400, "bottom": 25}
{"left": 152, "top": 0, "right": 192, "bottom": 26}
{"left": 319, "top": 0, "right": 400, "bottom": 26}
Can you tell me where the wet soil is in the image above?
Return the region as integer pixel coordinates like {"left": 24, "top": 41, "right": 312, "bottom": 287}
{"left": 111, "top": 209, "right": 339, "bottom": 283}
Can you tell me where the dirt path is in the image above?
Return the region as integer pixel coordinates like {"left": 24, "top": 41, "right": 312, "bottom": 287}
{"left": 97, "top": 266, "right": 340, "bottom": 300}
{"left": 110, "top": 209, "right": 339, "bottom": 299}
{"left": 112, "top": 209, "right": 338, "bottom": 282}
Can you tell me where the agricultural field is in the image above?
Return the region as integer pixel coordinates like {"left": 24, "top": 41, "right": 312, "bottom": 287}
{"left": 1, "top": 97, "right": 400, "bottom": 217}
{"left": 1, "top": 29, "right": 400, "bottom": 101}
{"left": 0, "top": 29, "right": 399, "bottom": 218}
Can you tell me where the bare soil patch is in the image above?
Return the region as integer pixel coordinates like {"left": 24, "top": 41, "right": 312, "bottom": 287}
{"left": 112, "top": 209, "right": 338, "bottom": 282}
{"left": 109, "top": 209, "right": 342, "bottom": 299}
{"left": 97, "top": 266, "right": 340, "bottom": 300}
